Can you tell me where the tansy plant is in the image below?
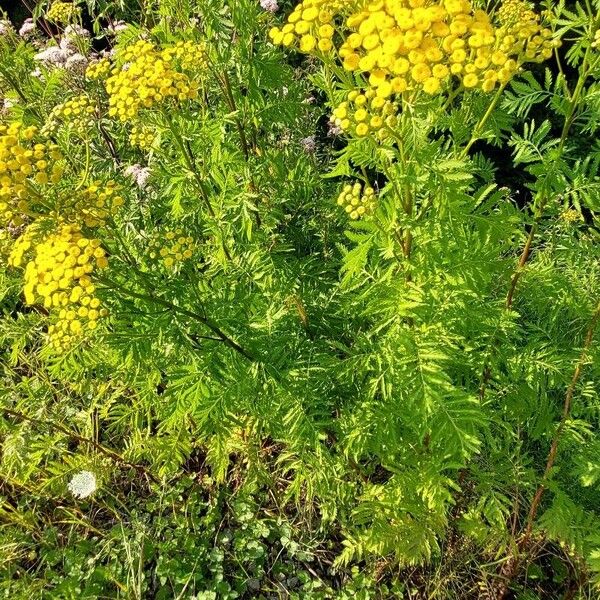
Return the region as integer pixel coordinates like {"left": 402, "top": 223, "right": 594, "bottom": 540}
{"left": 268, "top": 0, "right": 600, "bottom": 590}
{"left": 0, "top": 0, "right": 599, "bottom": 598}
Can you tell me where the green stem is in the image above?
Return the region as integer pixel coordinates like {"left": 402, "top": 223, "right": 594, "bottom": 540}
{"left": 98, "top": 275, "right": 255, "bottom": 362}
{"left": 74, "top": 138, "right": 91, "bottom": 191}
{"left": 1, "top": 406, "right": 159, "bottom": 483}
{"left": 98, "top": 120, "right": 120, "bottom": 164}
{"left": 460, "top": 82, "right": 508, "bottom": 158}
{"left": 162, "top": 111, "right": 216, "bottom": 218}
{"left": 163, "top": 112, "right": 233, "bottom": 259}
{"left": 495, "top": 301, "right": 600, "bottom": 599}
{"left": 522, "top": 305, "right": 600, "bottom": 543}
{"left": 220, "top": 69, "right": 250, "bottom": 161}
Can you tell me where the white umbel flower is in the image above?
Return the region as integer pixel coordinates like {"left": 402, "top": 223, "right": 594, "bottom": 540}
{"left": 63, "top": 24, "right": 90, "bottom": 38}
{"left": 68, "top": 470, "right": 97, "bottom": 499}
{"left": 34, "top": 46, "right": 70, "bottom": 67}
{"left": 0, "top": 19, "right": 14, "bottom": 37}
{"left": 260, "top": 0, "right": 279, "bottom": 12}
{"left": 124, "top": 164, "right": 151, "bottom": 189}
{"left": 300, "top": 135, "right": 317, "bottom": 153}
{"left": 19, "top": 18, "right": 35, "bottom": 38}
{"left": 107, "top": 20, "right": 128, "bottom": 34}
{"left": 65, "top": 53, "right": 88, "bottom": 73}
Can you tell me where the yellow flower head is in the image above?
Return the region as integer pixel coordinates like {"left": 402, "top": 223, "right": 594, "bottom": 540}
{"left": 105, "top": 39, "right": 204, "bottom": 122}
{"left": 12, "top": 223, "right": 108, "bottom": 351}
{"left": 336, "top": 181, "right": 377, "bottom": 220}
{"left": 129, "top": 124, "right": 156, "bottom": 150}
{"left": 46, "top": 1, "right": 81, "bottom": 24}
{"left": 0, "top": 122, "right": 63, "bottom": 227}
{"left": 43, "top": 95, "right": 96, "bottom": 137}
{"left": 75, "top": 180, "right": 125, "bottom": 228}
{"left": 86, "top": 57, "right": 111, "bottom": 81}
{"left": 147, "top": 228, "right": 196, "bottom": 270}
{"left": 272, "top": 0, "right": 560, "bottom": 143}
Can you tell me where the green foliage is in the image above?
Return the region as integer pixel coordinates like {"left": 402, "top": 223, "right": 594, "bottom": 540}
{"left": 0, "top": 0, "right": 599, "bottom": 598}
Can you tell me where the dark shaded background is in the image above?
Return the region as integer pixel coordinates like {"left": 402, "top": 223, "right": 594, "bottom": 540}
{"left": 0, "top": 1, "right": 30, "bottom": 26}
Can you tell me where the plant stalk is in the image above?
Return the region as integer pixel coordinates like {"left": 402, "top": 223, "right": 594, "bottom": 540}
{"left": 98, "top": 275, "right": 255, "bottom": 362}
{"left": 1, "top": 406, "right": 159, "bottom": 483}
{"left": 495, "top": 301, "right": 600, "bottom": 599}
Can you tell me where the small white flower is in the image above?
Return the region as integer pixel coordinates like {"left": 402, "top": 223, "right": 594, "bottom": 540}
{"left": 260, "top": 0, "right": 279, "bottom": 12}
{"left": 135, "top": 169, "right": 151, "bottom": 189}
{"left": 68, "top": 470, "right": 97, "bottom": 499}
{"left": 107, "top": 20, "right": 128, "bottom": 34}
{"left": 59, "top": 28, "right": 87, "bottom": 53}
{"left": 34, "top": 46, "right": 70, "bottom": 67}
{"left": 59, "top": 37, "right": 77, "bottom": 52}
{"left": 19, "top": 18, "right": 35, "bottom": 38}
{"left": 327, "top": 119, "right": 342, "bottom": 137}
{"left": 0, "top": 98, "right": 15, "bottom": 118}
{"left": 124, "top": 164, "right": 151, "bottom": 189}
{"left": 64, "top": 24, "right": 90, "bottom": 38}
{"left": 300, "top": 135, "right": 317, "bottom": 153}
{"left": 65, "top": 53, "right": 88, "bottom": 73}
{"left": 0, "top": 20, "right": 14, "bottom": 37}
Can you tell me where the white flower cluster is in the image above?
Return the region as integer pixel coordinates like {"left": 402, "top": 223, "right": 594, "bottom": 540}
{"left": 259, "top": 0, "right": 279, "bottom": 13}
{"left": 19, "top": 18, "right": 35, "bottom": 38}
{"left": 34, "top": 46, "right": 69, "bottom": 66}
{"left": 60, "top": 24, "right": 90, "bottom": 54}
{"left": 0, "top": 97, "right": 15, "bottom": 117}
{"left": 64, "top": 24, "right": 89, "bottom": 39}
{"left": 34, "top": 44, "right": 88, "bottom": 72}
{"left": 327, "top": 119, "right": 342, "bottom": 137}
{"left": 0, "top": 19, "right": 14, "bottom": 37}
{"left": 300, "top": 135, "right": 317, "bottom": 153}
{"left": 67, "top": 470, "right": 97, "bottom": 499}
{"left": 107, "top": 20, "right": 128, "bottom": 34}
{"left": 124, "top": 164, "right": 151, "bottom": 189}
{"left": 32, "top": 22, "right": 90, "bottom": 72}
{"left": 65, "top": 53, "right": 88, "bottom": 72}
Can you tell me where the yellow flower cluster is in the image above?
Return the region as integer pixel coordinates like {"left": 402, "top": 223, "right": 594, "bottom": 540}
{"left": 105, "top": 40, "right": 202, "bottom": 122}
{"left": 43, "top": 95, "right": 96, "bottom": 137}
{"left": 337, "top": 182, "right": 377, "bottom": 219}
{"left": 76, "top": 180, "right": 125, "bottom": 228}
{"left": 129, "top": 124, "right": 156, "bottom": 150}
{"left": 268, "top": 0, "right": 347, "bottom": 53}
{"left": 86, "top": 57, "right": 111, "bottom": 81}
{"left": 7, "top": 222, "right": 42, "bottom": 267}
{"left": 46, "top": 1, "right": 81, "bottom": 24}
{"left": 496, "top": 0, "right": 537, "bottom": 27}
{"left": 161, "top": 40, "right": 207, "bottom": 71}
{"left": 592, "top": 29, "right": 600, "bottom": 49}
{"left": 0, "top": 122, "right": 63, "bottom": 226}
{"left": 332, "top": 87, "right": 399, "bottom": 138}
{"left": 495, "top": 0, "right": 556, "bottom": 63}
{"left": 272, "top": 0, "right": 558, "bottom": 101}
{"left": 148, "top": 229, "right": 195, "bottom": 269}
{"left": 338, "top": 0, "right": 556, "bottom": 94}
{"left": 9, "top": 223, "right": 108, "bottom": 351}
{"left": 560, "top": 208, "right": 580, "bottom": 223}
